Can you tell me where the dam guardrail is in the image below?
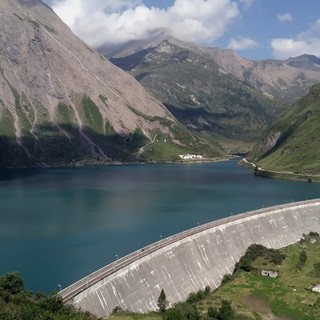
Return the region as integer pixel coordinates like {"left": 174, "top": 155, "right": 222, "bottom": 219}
{"left": 59, "top": 198, "right": 320, "bottom": 303}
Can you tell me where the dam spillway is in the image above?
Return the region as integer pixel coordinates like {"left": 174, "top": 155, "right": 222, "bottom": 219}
{"left": 60, "top": 199, "right": 320, "bottom": 317}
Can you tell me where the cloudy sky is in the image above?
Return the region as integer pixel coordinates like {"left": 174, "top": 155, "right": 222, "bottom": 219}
{"left": 43, "top": 0, "right": 320, "bottom": 60}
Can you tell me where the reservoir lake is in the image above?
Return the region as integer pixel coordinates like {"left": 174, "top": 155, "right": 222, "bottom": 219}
{"left": 0, "top": 159, "right": 320, "bottom": 293}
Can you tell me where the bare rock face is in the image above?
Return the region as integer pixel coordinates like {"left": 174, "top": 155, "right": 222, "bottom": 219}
{"left": 0, "top": 0, "right": 205, "bottom": 167}
{"left": 258, "top": 131, "right": 282, "bottom": 153}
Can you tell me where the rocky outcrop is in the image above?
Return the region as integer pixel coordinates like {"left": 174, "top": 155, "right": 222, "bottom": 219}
{"left": 258, "top": 131, "right": 282, "bottom": 153}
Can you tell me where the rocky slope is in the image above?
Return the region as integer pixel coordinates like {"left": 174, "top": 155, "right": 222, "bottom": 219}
{"left": 110, "top": 39, "right": 286, "bottom": 148}
{"left": 0, "top": 0, "right": 221, "bottom": 167}
{"left": 286, "top": 54, "right": 320, "bottom": 71}
{"left": 247, "top": 83, "right": 320, "bottom": 176}
{"left": 104, "top": 35, "right": 320, "bottom": 103}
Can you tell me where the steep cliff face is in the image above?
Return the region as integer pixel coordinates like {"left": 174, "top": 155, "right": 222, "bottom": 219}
{"left": 0, "top": 0, "right": 218, "bottom": 167}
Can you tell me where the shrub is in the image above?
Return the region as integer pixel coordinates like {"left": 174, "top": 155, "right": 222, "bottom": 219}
{"left": 111, "top": 306, "right": 123, "bottom": 315}
{"left": 0, "top": 272, "right": 24, "bottom": 294}
{"left": 221, "top": 274, "right": 233, "bottom": 285}
{"left": 207, "top": 306, "right": 219, "bottom": 318}
{"left": 296, "top": 250, "right": 307, "bottom": 270}
{"left": 196, "top": 289, "right": 206, "bottom": 300}
{"left": 186, "top": 292, "right": 199, "bottom": 304}
{"left": 38, "top": 295, "right": 64, "bottom": 313}
{"left": 219, "top": 300, "right": 235, "bottom": 320}
{"left": 314, "top": 263, "right": 320, "bottom": 277}
{"left": 164, "top": 307, "right": 184, "bottom": 320}
{"left": 173, "top": 302, "right": 200, "bottom": 320}
{"left": 204, "top": 286, "right": 211, "bottom": 294}
{"left": 234, "top": 244, "right": 286, "bottom": 274}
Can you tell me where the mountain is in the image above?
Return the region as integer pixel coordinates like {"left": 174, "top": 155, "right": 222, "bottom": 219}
{"left": 286, "top": 54, "right": 320, "bottom": 71}
{"left": 104, "top": 35, "right": 320, "bottom": 103}
{"left": 99, "top": 29, "right": 171, "bottom": 59}
{"left": 109, "top": 39, "right": 287, "bottom": 150}
{"left": 0, "top": 0, "right": 222, "bottom": 167}
{"left": 247, "top": 83, "right": 320, "bottom": 177}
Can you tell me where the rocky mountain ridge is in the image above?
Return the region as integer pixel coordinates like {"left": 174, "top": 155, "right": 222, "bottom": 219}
{"left": 286, "top": 54, "right": 320, "bottom": 71}
{"left": 103, "top": 34, "right": 320, "bottom": 103}
{"left": 110, "top": 39, "right": 287, "bottom": 150}
{"left": 0, "top": 0, "right": 220, "bottom": 167}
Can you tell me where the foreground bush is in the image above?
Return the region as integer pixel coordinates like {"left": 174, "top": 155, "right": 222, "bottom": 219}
{"left": 0, "top": 272, "right": 98, "bottom": 320}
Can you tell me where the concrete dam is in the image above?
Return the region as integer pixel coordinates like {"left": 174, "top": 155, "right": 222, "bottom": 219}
{"left": 60, "top": 199, "right": 320, "bottom": 317}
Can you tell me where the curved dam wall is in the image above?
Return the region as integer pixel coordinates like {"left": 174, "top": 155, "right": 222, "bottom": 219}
{"left": 61, "top": 199, "right": 320, "bottom": 317}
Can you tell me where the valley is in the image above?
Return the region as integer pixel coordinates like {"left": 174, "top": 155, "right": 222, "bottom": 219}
{"left": 1, "top": 1, "right": 320, "bottom": 320}
{"left": 1, "top": 1, "right": 320, "bottom": 168}
{"left": 106, "top": 35, "right": 320, "bottom": 161}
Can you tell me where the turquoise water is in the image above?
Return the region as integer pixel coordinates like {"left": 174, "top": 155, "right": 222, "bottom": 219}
{"left": 0, "top": 160, "right": 319, "bottom": 293}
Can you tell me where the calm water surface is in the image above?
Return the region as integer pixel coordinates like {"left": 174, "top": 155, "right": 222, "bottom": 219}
{"left": 0, "top": 160, "right": 320, "bottom": 293}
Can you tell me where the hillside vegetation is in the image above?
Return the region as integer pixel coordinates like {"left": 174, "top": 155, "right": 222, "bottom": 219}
{"left": 247, "top": 83, "right": 320, "bottom": 178}
{"left": 0, "top": 272, "right": 99, "bottom": 320}
{"left": 111, "top": 40, "right": 286, "bottom": 152}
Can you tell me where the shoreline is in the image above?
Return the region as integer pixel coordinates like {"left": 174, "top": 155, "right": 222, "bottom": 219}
{"left": 0, "top": 156, "right": 234, "bottom": 171}
{"left": 240, "top": 158, "right": 320, "bottom": 183}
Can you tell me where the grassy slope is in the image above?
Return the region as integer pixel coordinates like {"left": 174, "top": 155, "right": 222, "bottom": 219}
{"left": 114, "top": 233, "right": 320, "bottom": 320}
{"left": 248, "top": 83, "right": 320, "bottom": 175}
{"left": 208, "top": 234, "right": 320, "bottom": 319}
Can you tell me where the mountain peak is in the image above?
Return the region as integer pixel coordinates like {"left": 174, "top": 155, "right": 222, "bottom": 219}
{"left": 286, "top": 54, "right": 320, "bottom": 71}
{"left": 287, "top": 54, "right": 320, "bottom": 63}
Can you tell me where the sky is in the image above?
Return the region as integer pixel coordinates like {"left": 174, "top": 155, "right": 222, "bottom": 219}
{"left": 43, "top": 0, "right": 320, "bottom": 61}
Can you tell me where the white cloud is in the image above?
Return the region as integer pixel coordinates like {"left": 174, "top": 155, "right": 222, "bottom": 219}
{"left": 52, "top": 0, "right": 240, "bottom": 48}
{"left": 228, "top": 36, "right": 259, "bottom": 50}
{"left": 271, "top": 19, "right": 320, "bottom": 59}
{"left": 277, "top": 13, "right": 293, "bottom": 23}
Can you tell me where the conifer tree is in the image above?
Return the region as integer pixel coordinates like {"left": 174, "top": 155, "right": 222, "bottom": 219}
{"left": 157, "top": 288, "right": 168, "bottom": 313}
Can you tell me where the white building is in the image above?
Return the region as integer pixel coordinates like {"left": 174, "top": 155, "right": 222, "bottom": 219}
{"left": 312, "top": 284, "right": 320, "bottom": 293}
{"left": 261, "top": 270, "right": 278, "bottom": 278}
{"left": 179, "top": 154, "right": 203, "bottom": 160}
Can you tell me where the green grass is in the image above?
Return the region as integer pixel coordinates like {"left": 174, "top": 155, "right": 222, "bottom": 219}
{"left": 142, "top": 130, "right": 187, "bottom": 161}
{"left": 249, "top": 83, "right": 320, "bottom": 176}
{"left": 0, "top": 101, "right": 15, "bottom": 137}
{"left": 207, "top": 233, "right": 320, "bottom": 319}
{"left": 113, "top": 311, "right": 161, "bottom": 320}
{"left": 56, "top": 103, "right": 76, "bottom": 125}
{"left": 79, "top": 95, "right": 104, "bottom": 134}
